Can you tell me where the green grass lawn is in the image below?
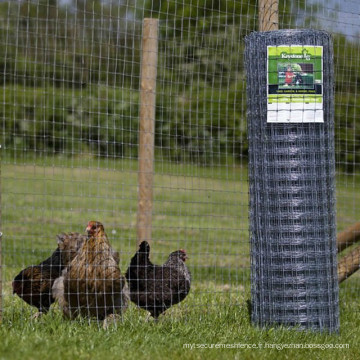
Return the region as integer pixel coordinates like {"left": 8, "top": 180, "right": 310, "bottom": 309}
{"left": 1, "top": 156, "right": 360, "bottom": 359}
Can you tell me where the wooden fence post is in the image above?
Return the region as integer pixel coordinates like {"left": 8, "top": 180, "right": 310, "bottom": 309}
{"left": 137, "top": 18, "right": 159, "bottom": 247}
{"left": 259, "top": 0, "right": 279, "bottom": 31}
{"left": 338, "top": 246, "right": 360, "bottom": 283}
{"left": 337, "top": 222, "right": 360, "bottom": 252}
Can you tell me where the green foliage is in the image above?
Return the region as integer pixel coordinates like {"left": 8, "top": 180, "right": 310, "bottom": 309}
{"left": 155, "top": 80, "right": 247, "bottom": 163}
{"left": 141, "top": 0, "right": 252, "bottom": 163}
{"left": 0, "top": 0, "right": 251, "bottom": 164}
{"left": 0, "top": 85, "right": 140, "bottom": 158}
{"left": 144, "top": 0, "right": 257, "bottom": 36}
{"left": 0, "top": 1, "right": 359, "bottom": 168}
{"left": 153, "top": 19, "right": 248, "bottom": 163}
{"left": 0, "top": 1, "right": 142, "bottom": 89}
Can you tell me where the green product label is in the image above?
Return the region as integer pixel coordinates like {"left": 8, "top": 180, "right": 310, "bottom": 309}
{"left": 267, "top": 45, "right": 324, "bottom": 123}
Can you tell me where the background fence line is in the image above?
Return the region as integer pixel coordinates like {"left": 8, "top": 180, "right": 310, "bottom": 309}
{"left": 0, "top": 0, "right": 359, "bottom": 326}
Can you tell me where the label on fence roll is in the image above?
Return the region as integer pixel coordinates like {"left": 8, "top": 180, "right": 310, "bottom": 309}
{"left": 267, "top": 45, "right": 323, "bottom": 123}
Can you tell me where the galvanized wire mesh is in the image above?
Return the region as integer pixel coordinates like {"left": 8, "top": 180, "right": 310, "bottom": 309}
{"left": 0, "top": 0, "right": 253, "bottom": 325}
{"left": 245, "top": 29, "right": 339, "bottom": 332}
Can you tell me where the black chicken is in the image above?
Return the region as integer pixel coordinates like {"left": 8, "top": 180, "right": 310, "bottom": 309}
{"left": 125, "top": 241, "right": 191, "bottom": 319}
{"left": 12, "top": 232, "right": 86, "bottom": 316}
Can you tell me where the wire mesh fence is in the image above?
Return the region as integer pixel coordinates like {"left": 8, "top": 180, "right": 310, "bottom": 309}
{"left": 246, "top": 30, "right": 339, "bottom": 332}
{"left": 0, "top": 0, "right": 359, "bottom": 328}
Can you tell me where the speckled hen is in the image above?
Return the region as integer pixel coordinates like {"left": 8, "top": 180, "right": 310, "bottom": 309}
{"left": 53, "top": 221, "right": 128, "bottom": 324}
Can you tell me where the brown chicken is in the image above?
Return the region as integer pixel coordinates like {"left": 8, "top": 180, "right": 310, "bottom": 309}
{"left": 57, "top": 232, "right": 87, "bottom": 267}
{"left": 125, "top": 241, "right": 191, "bottom": 319}
{"left": 54, "top": 221, "right": 128, "bottom": 324}
{"left": 12, "top": 232, "right": 86, "bottom": 316}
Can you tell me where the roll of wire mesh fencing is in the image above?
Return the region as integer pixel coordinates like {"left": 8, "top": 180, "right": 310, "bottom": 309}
{"left": 245, "top": 29, "right": 339, "bottom": 333}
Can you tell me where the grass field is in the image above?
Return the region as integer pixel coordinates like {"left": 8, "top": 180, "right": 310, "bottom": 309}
{"left": 1, "top": 156, "right": 360, "bottom": 360}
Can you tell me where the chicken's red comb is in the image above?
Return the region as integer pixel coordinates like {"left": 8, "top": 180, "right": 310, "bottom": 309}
{"left": 86, "top": 221, "right": 97, "bottom": 232}
{"left": 180, "top": 249, "right": 186, "bottom": 253}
